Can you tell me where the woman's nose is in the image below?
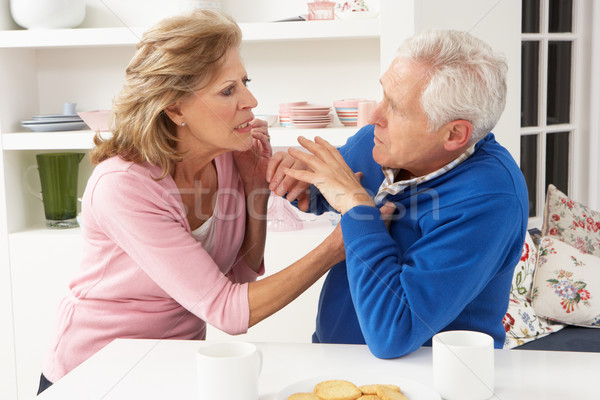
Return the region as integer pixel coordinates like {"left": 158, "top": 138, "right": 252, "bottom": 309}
{"left": 242, "top": 86, "right": 258, "bottom": 109}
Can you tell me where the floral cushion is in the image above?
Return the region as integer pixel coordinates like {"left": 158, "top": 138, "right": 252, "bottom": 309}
{"left": 542, "top": 184, "right": 600, "bottom": 256}
{"left": 503, "top": 233, "right": 565, "bottom": 349}
{"left": 531, "top": 236, "right": 600, "bottom": 327}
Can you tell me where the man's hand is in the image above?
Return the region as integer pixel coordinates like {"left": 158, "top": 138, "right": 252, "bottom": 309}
{"left": 266, "top": 151, "right": 311, "bottom": 211}
{"left": 283, "top": 136, "right": 374, "bottom": 215}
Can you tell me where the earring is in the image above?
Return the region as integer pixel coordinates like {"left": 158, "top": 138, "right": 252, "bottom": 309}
{"left": 181, "top": 122, "right": 186, "bottom": 127}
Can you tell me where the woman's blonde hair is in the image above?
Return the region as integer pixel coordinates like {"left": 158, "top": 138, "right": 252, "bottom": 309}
{"left": 90, "top": 9, "right": 242, "bottom": 178}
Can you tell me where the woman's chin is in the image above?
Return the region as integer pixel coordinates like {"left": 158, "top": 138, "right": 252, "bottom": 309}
{"left": 232, "top": 132, "right": 253, "bottom": 151}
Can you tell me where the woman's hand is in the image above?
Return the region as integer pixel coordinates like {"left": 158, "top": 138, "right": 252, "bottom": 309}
{"left": 233, "top": 118, "right": 272, "bottom": 197}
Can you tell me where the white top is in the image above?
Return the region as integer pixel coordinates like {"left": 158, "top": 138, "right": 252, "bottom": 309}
{"left": 37, "top": 339, "right": 599, "bottom": 399}
{"left": 191, "top": 195, "right": 218, "bottom": 255}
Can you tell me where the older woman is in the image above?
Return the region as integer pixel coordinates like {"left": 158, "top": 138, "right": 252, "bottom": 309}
{"left": 39, "top": 9, "right": 345, "bottom": 393}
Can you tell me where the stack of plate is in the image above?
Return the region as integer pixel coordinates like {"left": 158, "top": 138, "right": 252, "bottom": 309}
{"left": 289, "top": 105, "right": 333, "bottom": 129}
{"left": 21, "top": 113, "right": 87, "bottom": 132}
{"left": 279, "top": 101, "right": 307, "bottom": 127}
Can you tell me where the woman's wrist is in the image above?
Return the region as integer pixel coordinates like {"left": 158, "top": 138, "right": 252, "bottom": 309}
{"left": 245, "top": 187, "right": 269, "bottom": 219}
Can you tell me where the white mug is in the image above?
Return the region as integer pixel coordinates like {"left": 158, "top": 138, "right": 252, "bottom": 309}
{"left": 196, "top": 341, "right": 262, "bottom": 400}
{"left": 433, "top": 330, "right": 494, "bottom": 400}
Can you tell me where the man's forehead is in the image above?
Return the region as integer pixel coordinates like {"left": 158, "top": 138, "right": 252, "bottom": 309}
{"left": 380, "top": 60, "right": 403, "bottom": 87}
{"left": 381, "top": 59, "right": 429, "bottom": 97}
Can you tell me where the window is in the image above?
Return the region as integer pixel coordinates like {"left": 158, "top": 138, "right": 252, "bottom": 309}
{"left": 520, "top": 0, "right": 576, "bottom": 217}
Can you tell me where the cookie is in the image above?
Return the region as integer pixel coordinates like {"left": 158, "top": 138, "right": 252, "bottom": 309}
{"left": 357, "top": 395, "right": 382, "bottom": 400}
{"left": 376, "top": 385, "right": 408, "bottom": 400}
{"left": 358, "top": 384, "right": 401, "bottom": 395}
{"left": 314, "top": 380, "right": 362, "bottom": 400}
{"left": 288, "top": 393, "right": 321, "bottom": 400}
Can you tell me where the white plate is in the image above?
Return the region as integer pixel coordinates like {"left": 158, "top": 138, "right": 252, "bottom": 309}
{"left": 22, "top": 118, "right": 83, "bottom": 124}
{"left": 276, "top": 373, "right": 441, "bottom": 400}
{"left": 21, "top": 121, "right": 88, "bottom": 132}
{"left": 32, "top": 114, "right": 80, "bottom": 120}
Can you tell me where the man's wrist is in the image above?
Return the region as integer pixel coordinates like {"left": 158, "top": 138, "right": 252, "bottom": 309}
{"left": 341, "top": 192, "right": 375, "bottom": 215}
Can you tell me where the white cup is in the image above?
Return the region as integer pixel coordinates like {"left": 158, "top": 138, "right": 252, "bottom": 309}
{"left": 196, "top": 342, "right": 262, "bottom": 400}
{"left": 433, "top": 330, "right": 494, "bottom": 400}
{"left": 63, "top": 102, "right": 77, "bottom": 116}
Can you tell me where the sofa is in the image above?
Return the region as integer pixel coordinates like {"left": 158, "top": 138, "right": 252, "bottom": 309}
{"left": 503, "top": 185, "right": 600, "bottom": 352}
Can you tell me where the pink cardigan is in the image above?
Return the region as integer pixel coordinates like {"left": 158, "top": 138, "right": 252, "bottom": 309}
{"left": 42, "top": 154, "right": 263, "bottom": 383}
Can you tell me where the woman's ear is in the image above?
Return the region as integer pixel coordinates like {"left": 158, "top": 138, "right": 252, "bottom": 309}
{"left": 444, "top": 120, "right": 473, "bottom": 151}
{"left": 164, "top": 102, "right": 184, "bottom": 126}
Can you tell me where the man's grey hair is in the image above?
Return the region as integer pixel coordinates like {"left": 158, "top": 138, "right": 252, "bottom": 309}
{"left": 396, "top": 29, "right": 508, "bottom": 143}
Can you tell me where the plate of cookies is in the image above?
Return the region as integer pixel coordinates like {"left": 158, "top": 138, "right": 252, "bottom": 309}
{"left": 277, "top": 373, "right": 441, "bottom": 400}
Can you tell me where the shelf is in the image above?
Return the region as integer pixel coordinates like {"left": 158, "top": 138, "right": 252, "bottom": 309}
{"left": 0, "top": 27, "right": 144, "bottom": 48}
{"left": 1, "top": 131, "right": 108, "bottom": 150}
{"left": 270, "top": 126, "right": 356, "bottom": 147}
{"left": 9, "top": 226, "right": 82, "bottom": 238}
{"left": 0, "top": 19, "right": 380, "bottom": 49}
{"left": 1, "top": 127, "right": 357, "bottom": 150}
{"left": 241, "top": 19, "right": 380, "bottom": 42}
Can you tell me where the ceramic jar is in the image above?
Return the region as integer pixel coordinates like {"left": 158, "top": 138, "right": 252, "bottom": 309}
{"left": 10, "top": 0, "right": 85, "bottom": 29}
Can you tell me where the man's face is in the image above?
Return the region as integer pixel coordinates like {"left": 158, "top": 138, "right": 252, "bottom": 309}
{"left": 369, "top": 59, "right": 448, "bottom": 178}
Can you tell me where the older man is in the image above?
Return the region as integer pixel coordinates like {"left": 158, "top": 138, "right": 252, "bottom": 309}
{"left": 266, "top": 30, "right": 528, "bottom": 358}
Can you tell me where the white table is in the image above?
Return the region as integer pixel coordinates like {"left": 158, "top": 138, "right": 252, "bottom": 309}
{"left": 38, "top": 339, "right": 599, "bottom": 399}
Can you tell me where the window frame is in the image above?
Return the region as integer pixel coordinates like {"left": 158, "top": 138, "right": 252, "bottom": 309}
{"left": 520, "top": 0, "right": 581, "bottom": 220}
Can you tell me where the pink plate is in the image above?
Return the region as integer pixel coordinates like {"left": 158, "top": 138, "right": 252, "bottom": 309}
{"left": 291, "top": 105, "right": 331, "bottom": 110}
{"left": 279, "top": 101, "right": 308, "bottom": 109}
{"left": 291, "top": 110, "right": 331, "bottom": 117}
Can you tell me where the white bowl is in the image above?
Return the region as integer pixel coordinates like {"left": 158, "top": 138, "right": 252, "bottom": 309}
{"left": 11, "top": 0, "right": 85, "bottom": 29}
{"left": 255, "top": 114, "right": 278, "bottom": 127}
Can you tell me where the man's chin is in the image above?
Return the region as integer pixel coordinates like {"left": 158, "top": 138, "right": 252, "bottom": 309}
{"left": 372, "top": 147, "right": 386, "bottom": 167}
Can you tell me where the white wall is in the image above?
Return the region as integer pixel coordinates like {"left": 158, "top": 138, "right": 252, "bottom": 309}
{"left": 415, "top": 0, "right": 522, "bottom": 162}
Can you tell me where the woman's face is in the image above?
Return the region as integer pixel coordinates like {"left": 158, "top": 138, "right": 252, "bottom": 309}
{"left": 173, "top": 47, "right": 258, "bottom": 156}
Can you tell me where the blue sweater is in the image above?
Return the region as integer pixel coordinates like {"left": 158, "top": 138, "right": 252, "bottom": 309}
{"left": 307, "top": 125, "right": 528, "bottom": 358}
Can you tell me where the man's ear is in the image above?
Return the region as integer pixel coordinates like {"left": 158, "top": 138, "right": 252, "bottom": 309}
{"left": 444, "top": 120, "right": 473, "bottom": 151}
{"left": 164, "top": 102, "right": 184, "bottom": 126}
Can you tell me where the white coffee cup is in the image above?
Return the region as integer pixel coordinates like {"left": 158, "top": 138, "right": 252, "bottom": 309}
{"left": 433, "top": 330, "right": 494, "bottom": 400}
{"left": 196, "top": 341, "right": 262, "bottom": 400}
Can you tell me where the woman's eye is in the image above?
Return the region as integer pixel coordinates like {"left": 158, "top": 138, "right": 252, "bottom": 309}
{"left": 220, "top": 79, "right": 251, "bottom": 96}
{"left": 221, "top": 86, "right": 234, "bottom": 96}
